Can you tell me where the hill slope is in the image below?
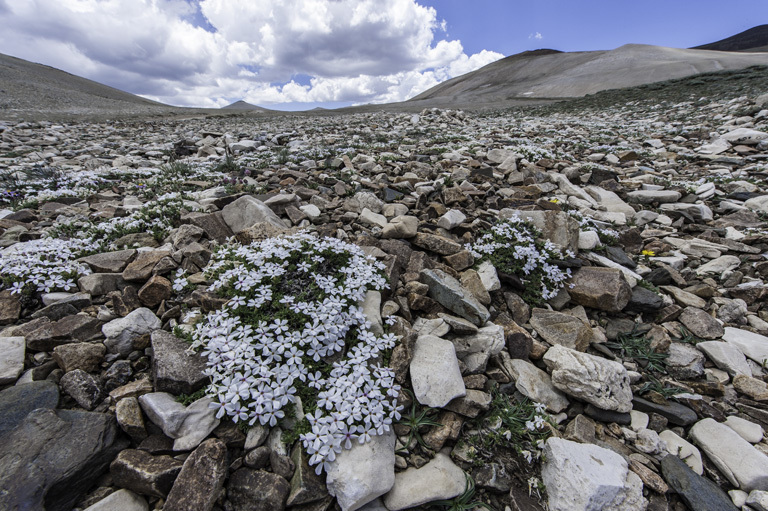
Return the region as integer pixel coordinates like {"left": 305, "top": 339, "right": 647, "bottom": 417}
{"left": 410, "top": 44, "right": 768, "bottom": 106}
{"left": 693, "top": 24, "right": 768, "bottom": 52}
{"left": 221, "top": 100, "right": 270, "bottom": 112}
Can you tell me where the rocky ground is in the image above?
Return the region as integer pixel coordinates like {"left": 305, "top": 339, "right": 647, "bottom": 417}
{"left": 1, "top": 73, "right": 768, "bottom": 511}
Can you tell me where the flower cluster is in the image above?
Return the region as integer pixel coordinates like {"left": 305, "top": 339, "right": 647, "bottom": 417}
{"left": 467, "top": 215, "right": 572, "bottom": 304}
{"left": 0, "top": 237, "right": 92, "bottom": 294}
{"left": 190, "top": 232, "right": 401, "bottom": 474}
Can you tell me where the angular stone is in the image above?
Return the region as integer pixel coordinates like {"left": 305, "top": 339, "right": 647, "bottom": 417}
{"left": 723, "top": 327, "right": 768, "bottom": 366}
{"left": 420, "top": 269, "right": 490, "bottom": 326}
{"left": 121, "top": 250, "right": 171, "bottom": 282}
{"left": 627, "top": 190, "right": 681, "bottom": 204}
{"left": 542, "top": 437, "right": 646, "bottom": 511}
{"left": 697, "top": 341, "right": 752, "bottom": 376}
{"left": 679, "top": 307, "right": 724, "bottom": 340}
{"left": 530, "top": 308, "right": 592, "bottom": 351}
{"left": 110, "top": 449, "right": 183, "bottom": 498}
{"left": 326, "top": 429, "right": 395, "bottom": 511}
{"left": 660, "top": 454, "right": 737, "bottom": 511}
{"left": 227, "top": 468, "right": 290, "bottom": 511}
{"left": 410, "top": 335, "right": 466, "bottom": 408}
{"left": 26, "top": 314, "right": 102, "bottom": 351}
{"left": 568, "top": 267, "right": 631, "bottom": 312}
{"left": 543, "top": 345, "right": 632, "bottom": 413}
{"left": 696, "top": 255, "right": 741, "bottom": 276}
{"left": 0, "top": 289, "right": 21, "bottom": 324}
{"left": 500, "top": 209, "right": 580, "bottom": 251}
{"left": 733, "top": 374, "right": 768, "bottom": 401}
{"left": 632, "top": 396, "right": 697, "bottom": 427}
{"left": 412, "top": 232, "right": 462, "bottom": 255}
{"left": 164, "top": 439, "right": 228, "bottom": 511}
{"left": 0, "top": 335, "right": 25, "bottom": 384}
{"left": 137, "top": 275, "right": 172, "bottom": 307}
{"left": 451, "top": 323, "right": 505, "bottom": 373}
{"left": 660, "top": 285, "right": 707, "bottom": 308}
{"left": 78, "top": 273, "right": 126, "bottom": 296}
{"left": 659, "top": 429, "right": 703, "bottom": 474}
{"left": 221, "top": 195, "right": 287, "bottom": 233}
{"left": 0, "top": 380, "right": 59, "bottom": 436}
{"left": 444, "top": 389, "right": 492, "bottom": 418}
{"left": 82, "top": 489, "right": 148, "bottom": 511}
{"left": 138, "top": 393, "right": 220, "bottom": 451}
{"left": 505, "top": 358, "right": 569, "bottom": 413}
{"left": 0, "top": 408, "right": 128, "bottom": 511}
{"left": 383, "top": 452, "right": 466, "bottom": 511}
{"left": 437, "top": 209, "right": 466, "bottom": 230}
{"left": 150, "top": 329, "right": 207, "bottom": 395}
{"left": 381, "top": 215, "right": 418, "bottom": 239}
{"left": 690, "top": 417, "right": 768, "bottom": 491}
{"left": 53, "top": 342, "right": 105, "bottom": 373}
{"left": 287, "top": 444, "right": 328, "bottom": 507}
{"left": 116, "top": 396, "right": 147, "bottom": 442}
{"left": 60, "top": 369, "right": 105, "bottom": 410}
{"left": 103, "top": 307, "right": 161, "bottom": 356}
{"left": 186, "top": 211, "right": 234, "bottom": 243}
{"left": 724, "top": 416, "right": 764, "bottom": 444}
{"left": 665, "top": 342, "right": 705, "bottom": 379}
{"left": 79, "top": 249, "right": 136, "bottom": 273}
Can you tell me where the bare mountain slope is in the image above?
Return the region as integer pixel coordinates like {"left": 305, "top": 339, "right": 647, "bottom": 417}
{"left": 410, "top": 44, "right": 768, "bottom": 105}
{"left": 221, "top": 100, "right": 270, "bottom": 111}
{"left": 693, "top": 24, "right": 768, "bottom": 52}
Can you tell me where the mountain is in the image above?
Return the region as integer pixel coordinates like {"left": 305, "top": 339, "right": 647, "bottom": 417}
{"left": 409, "top": 43, "right": 768, "bottom": 106}
{"left": 221, "top": 100, "right": 269, "bottom": 111}
{"left": 0, "top": 52, "right": 180, "bottom": 118}
{"left": 692, "top": 24, "right": 768, "bottom": 52}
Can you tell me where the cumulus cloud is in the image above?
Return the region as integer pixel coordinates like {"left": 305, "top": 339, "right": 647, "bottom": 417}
{"left": 0, "top": 0, "right": 504, "bottom": 107}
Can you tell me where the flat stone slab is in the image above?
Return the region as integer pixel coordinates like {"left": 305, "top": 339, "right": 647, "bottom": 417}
{"left": 697, "top": 341, "right": 751, "bottom": 377}
{"left": 723, "top": 327, "right": 768, "bottom": 366}
{"left": 410, "top": 335, "right": 466, "bottom": 408}
{"left": 383, "top": 452, "right": 466, "bottom": 511}
{"left": 420, "top": 269, "right": 490, "bottom": 326}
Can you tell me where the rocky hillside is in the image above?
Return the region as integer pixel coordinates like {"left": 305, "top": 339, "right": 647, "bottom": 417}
{"left": 409, "top": 43, "right": 768, "bottom": 107}
{"left": 693, "top": 24, "right": 768, "bottom": 52}
{"left": 1, "top": 72, "right": 768, "bottom": 511}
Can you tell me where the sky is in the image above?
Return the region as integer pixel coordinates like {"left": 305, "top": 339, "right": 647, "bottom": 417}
{"left": 0, "top": 0, "right": 766, "bottom": 111}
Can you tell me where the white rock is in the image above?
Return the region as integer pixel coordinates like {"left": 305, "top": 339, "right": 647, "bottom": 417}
{"left": 578, "top": 230, "right": 601, "bottom": 250}
{"left": 542, "top": 437, "right": 646, "bottom": 511}
{"left": 412, "top": 318, "right": 450, "bottom": 338}
{"left": 729, "top": 489, "right": 749, "bottom": 508}
{"left": 383, "top": 452, "right": 466, "bottom": 511}
{"left": 543, "top": 345, "right": 633, "bottom": 413}
{"left": 505, "top": 358, "right": 570, "bottom": 413}
{"left": 476, "top": 260, "right": 500, "bottom": 292}
{"left": 437, "top": 209, "right": 466, "bottom": 230}
{"left": 745, "top": 195, "right": 768, "bottom": 215}
{"left": 585, "top": 186, "right": 635, "bottom": 218}
{"left": 748, "top": 490, "right": 768, "bottom": 511}
{"left": 452, "top": 323, "right": 505, "bottom": 373}
{"left": 697, "top": 138, "right": 731, "bottom": 155}
{"left": 361, "top": 290, "right": 383, "bottom": 335}
{"left": 721, "top": 127, "right": 768, "bottom": 145}
{"left": 723, "top": 327, "right": 768, "bottom": 366}
{"left": 326, "top": 429, "right": 395, "bottom": 511}
{"left": 635, "top": 428, "right": 664, "bottom": 454}
{"left": 696, "top": 255, "right": 741, "bottom": 276}
{"left": 690, "top": 417, "right": 768, "bottom": 491}
{"left": 627, "top": 190, "right": 681, "bottom": 204}
{"left": 724, "top": 416, "right": 764, "bottom": 444}
{"left": 0, "top": 337, "right": 25, "bottom": 385}
{"left": 138, "top": 393, "right": 220, "bottom": 451}
{"left": 630, "top": 411, "right": 649, "bottom": 432}
{"left": 299, "top": 204, "right": 321, "bottom": 220}
{"left": 659, "top": 430, "right": 704, "bottom": 475}
{"left": 659, "top": 203, "right": 713, "bottom": 222}
{"left": 410, "top": 335, "right": 466, "bottom": 408}
{"left": 697, "top": 341, "right": 752, "bottom": 376}
{"left": 220, "top": 195, "right": 287, "bottom": 233}
{"left": 83, "top": 489, "right": 148, "bottom": 511}
{"left": 359, "top": 208, "right": 388, "bottom": 228}
{"left": 381, "top": 215, "right": 418, "bottom": 239}
{"left": 102, "top": 307, "right": 161, "bottom": 355}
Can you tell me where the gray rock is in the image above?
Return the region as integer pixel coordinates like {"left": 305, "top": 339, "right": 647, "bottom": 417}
{"left": 721, "top": 127, "right": 768, "bottom": 145}
{"left": 451, "top": 323, "right": 505, "bottom": 373}
{"left": 542, "top": 437, "right": 646, "bottom": 511}
{"left": 287, "top": 444, "right": 328, "bottom": 507}
{"left": 381, "top": 215, "right": 418, "bottom": 239}
{"left": 0, "top": 380, "right": 59, "bottom": 435}
{"left": 659, "top": 430, "right": 704, "bottom": 474}
{"left": 660, "top": 454, "right": 737, "bottom": 511}
{"left": 361, "top": 290, "right": 383, "bottom": 336}
{"left": 722, "top": 327, "right": 768, "bottom": 366}
{"left": 627, "top": 190, "right": 682, "bottom": 204}
{"left": 747, "top": 490, "right": 768, "bottom": 511}
{"left": 696, "top": 255, "right": 741, "bottom": 276}
{"left": 505, "top": 358, "right": 570, "bottom": 413}
{"left": 60, "top": 369, "right": 105, "bottom": 410}
{"left": 568, "top": 267, "right": 631, "bottom": 312}
{"left": 499, "top": 209, "right": 580, "bottom": 251}
{"left": 665, "top": 342, "right": 705, "bottom": 379}
{"left": 530, "top": 308, "right": 592, "bottom": 351}
{"left": 83, "top": 489, "right": 148, "bottom": 511}
{"left": 659, "top": 202, "right": 714, "bottom": 222}
{"left": 0, "top": 336, "right": 25, "bottom": 384}
{"left": 78, "top": 273, "right": 126, "bottom": 296}
{"left": 383, "top": 452, "right": 466, "bottom": 510}
{"left": 326, "top": 429, "right": 395, "bottom": 511}
{"left": 420, "top": 269, "right": 490, "bottom": 326}
{"left": 151, "top": 329, "right": 208, "bottom": 395}
{"left": 345, "top": 191, "right": 384, "bottom": 214}
{"left": 138, "top": 393, "right": 220, "bottom": 451}
{"left": 103, "top": 307, "right": 161, "bottom": 355}
{"left": 227, "top": 468, "right": 290, "bottom": 511}
{"left": 724, "top": 416, "right": 764, "bottom": 444}
{"left": 116, "top": 396, "right": 147, "bottom": 442}
{"left": 79, "top": 249, "right": 137, "bottom": 273}
{"left": 632, "top": 396, "right": 697, "bottom": 427}
{"left": 221, "top": 195, "right": 287, "bottom": 233}
{"left": 52, "top": 341, "right": 105, "bottom": 373}
{"left": 410, "top": 335, "right": 466, "bottom": 408}
{"left": 437, "top": 209, "right": 466, "bottom": 230}
{"left": 543, "top": 345, "right": 633, "bottom": 413}
{"left": 164, "top": 438, "right": 228, "bottom": 511}
{"left": 679, "top": 307, "right": 724, "bottom": 340}
{"left": 0, "top": 408, "right": 128, "bottom": 511}
{"left": 697, "top": 341, "right": 752, "bottom": 376}
{"left": 690, "top": 417, "right": 768, "bottom": 492}
{"left": 110, "top": 449, "right": 183, "bottom": 498}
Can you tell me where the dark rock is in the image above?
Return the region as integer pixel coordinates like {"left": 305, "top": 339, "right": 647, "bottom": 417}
{"left": 584, "top": 404, "right": 631, "bottom": 425}
{"left": 151, "top": 330, "right": 208, "bottom": 395}
{"left": 604, "top": 246, "right": 637, "bottom": 269}
{"left": 137, "top": 275, "right": 172, "bottom": 307}
{"left": 568, "top": 266, "right": 631, "bottom": 312}
{"left": 0, "top": 408, "right": 128, "bottom": 511}
{"left": 270, "top": 450, "right": 295, "bottom": 480}
{"left": 473, "top": 463, "right": 512, "bottom": 492}
{"left": 227, "top": 468, "right": 290, "bottom": 511}
{"left": 660, "top": 454, "right": 737, "bottom": 511}
{"left": 164, "top": 439, "right": 228, "bottom": 511}
{"left": 26, "top": 314, "right": 103, "bottom": 351}
{"left": 30, "top": 301, "right": 78, "bottom": 321}
{"left": 0, "top": 380, "right": 59, "bottom": 436}
{"left": 60, "top": 369, "right": 105, "bottom": 410}
{"left": 110, "top": 449, "right": 183, "bottom": 498}
{"left": 244, "top": 446, "right": 271, "bottom": 469}
{"left": 103, "top": 359, "right": 133, "bottom": 391}
{"left": 287, "top": 445, "right": 328, "bottom": 507}
{"left": 0, "top": 289, "right": 21, "bottom": 325}
{"left": 185, "top": 211, "right": 235, "bottom": 243}
{"left": 626, "top": 286, "right": 665, "bottom": 313}
{"left": 632, "top": 396, "right": 698, "bottom": 426}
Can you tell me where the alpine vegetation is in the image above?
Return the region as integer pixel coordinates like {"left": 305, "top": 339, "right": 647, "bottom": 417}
{"left": 467, "top": 215, "right": 573, "bottom": 304}
{"left": 188, "top": 232, "right": 401, "bottom": 473}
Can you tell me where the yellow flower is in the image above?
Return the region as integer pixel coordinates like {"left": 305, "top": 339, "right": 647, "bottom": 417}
{"left": 641, "top": 249, "right": 656, "bottom": 257}
{"left": 549, "top": 198, "right": 559, "bottom": 204}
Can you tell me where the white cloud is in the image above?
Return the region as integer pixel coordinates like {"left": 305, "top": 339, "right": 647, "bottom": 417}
{"left": 0, "top": 0, "right": 504, "bottom": 107}
{"left": 529, "top": 32, "right": 543, "bottom": 40}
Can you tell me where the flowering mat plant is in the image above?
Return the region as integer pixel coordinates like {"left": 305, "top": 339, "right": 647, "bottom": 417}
{"left": 188, "top": 231, "right": 401, "bottom": 473}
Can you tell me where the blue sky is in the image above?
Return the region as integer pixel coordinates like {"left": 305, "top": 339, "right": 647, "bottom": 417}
{"left": 0, "top": 0, "right": 765, "bottom": 111}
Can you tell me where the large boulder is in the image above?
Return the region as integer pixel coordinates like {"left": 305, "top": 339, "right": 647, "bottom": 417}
{"left": 0, "top": 408, "right": 128, "bottom": 511}
{"left": 0, "top": 380, "right": 59, "bottom": 435}
{"left": 542, "top": 437, "right": 646, "bottom": 511}
{"left": 543, "top": 345, "right": 633, "bottom": 413}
